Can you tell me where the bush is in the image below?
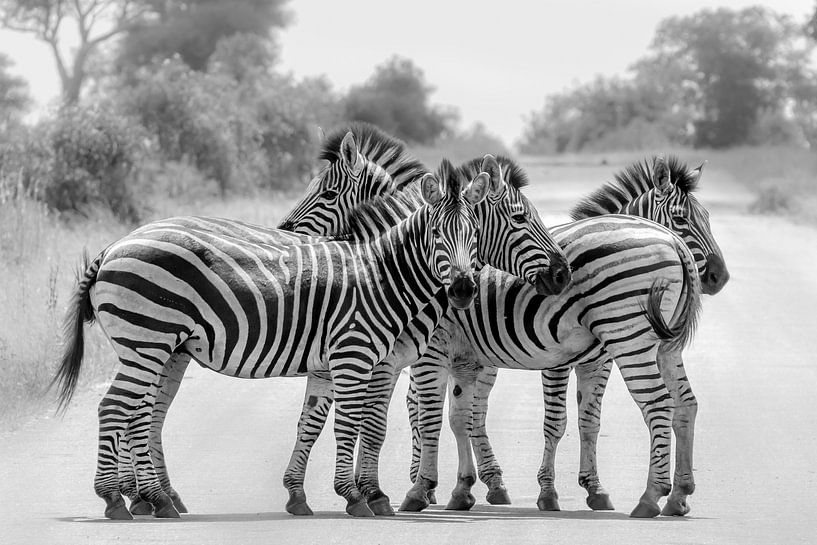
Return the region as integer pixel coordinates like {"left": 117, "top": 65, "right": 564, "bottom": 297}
{"left": 118, "top": 59, "right": 236, "bottom": 195}
{"left": 0, "top": 108, "right": 143, "bottom": 222}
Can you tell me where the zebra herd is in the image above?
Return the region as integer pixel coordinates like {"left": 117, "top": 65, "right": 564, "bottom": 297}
{"left": 52, "top": 122, "right": 728, "bottom": 521}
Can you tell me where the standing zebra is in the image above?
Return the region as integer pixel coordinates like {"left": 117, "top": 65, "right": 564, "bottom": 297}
{"left": 403, "top": 155, "right": 728, "bottom": 516}
{"left": 69, "top": 125, "right": 570, "bottom": 519}
{"left": 52, "top": 160, "right": 501, "bottom": 520}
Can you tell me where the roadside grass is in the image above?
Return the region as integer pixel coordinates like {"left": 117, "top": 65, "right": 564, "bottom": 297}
{"left": 0, "top": 192, "right": 298, "bottom": 426}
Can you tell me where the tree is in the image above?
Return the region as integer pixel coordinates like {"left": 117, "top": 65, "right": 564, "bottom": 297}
{"left": 118, "top": 0, "right": 290, "bottom": 71}
{"left": 634, "top": 7, "right": 814, "bottom": 148}
{"left": 344, "top": 56, "right": 456, "bottom": 145}
{"left": 0, "top": 52, "right": 30, "bottom": 129}
{"left": 0, "top": 0, "right": 149, "bottom": 105}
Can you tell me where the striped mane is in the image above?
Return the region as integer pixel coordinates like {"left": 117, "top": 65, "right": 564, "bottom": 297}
{"left": 570, "top": 155, "right": 699, "bottom": 220}
{"left": 459, "top": 155, "right": 529, "bottom": 191}
{"left": 320, "top": 122, "right": 429, "bottom": 189}
{"left": 335, "top": 184, "right": 424, "bottom": 241}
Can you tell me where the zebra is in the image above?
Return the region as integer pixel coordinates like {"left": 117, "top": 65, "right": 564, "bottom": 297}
{"left": 90, "top": 125, "right": 571, "bottom": 518}
{"left": 277, "top": 151, "right": 706, "bottom": 517}
{"left": 403, "top": 154, "right": 728, "bottom": 516}
{"left": 51, "top": 158, "right": 506, "bottom": 520}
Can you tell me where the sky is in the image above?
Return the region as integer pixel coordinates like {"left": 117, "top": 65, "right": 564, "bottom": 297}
{"left": 1, "top": 0, "right": 815, "bottom": 145}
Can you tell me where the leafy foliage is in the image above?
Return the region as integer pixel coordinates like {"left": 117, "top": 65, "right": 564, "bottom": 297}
{"left": 0, "top": 106, "right": 144, "bottom": 222}
{"left": 0, "top": 52, "right": 29, "bottom": 128}
{"left": 119, "top": 0, "right": 291, "bottom": 71}
{"left": 345, "top": 56, "right": 456, "bottom": 145}
{"left": 520, "top": 6, "right": 817, "bottom": 152}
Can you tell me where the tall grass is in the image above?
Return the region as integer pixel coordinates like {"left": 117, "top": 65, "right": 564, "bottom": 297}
{"left": 0, "top": 188, "right": 299, "bottom": 426}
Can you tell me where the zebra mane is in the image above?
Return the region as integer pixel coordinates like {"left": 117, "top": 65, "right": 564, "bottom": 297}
{"left": 570, "top": 155, "right": 699, "bottom": 220}
{"left": 458, "top": 154, "right": 530, "bottom": 190}
{"left": 335, "top": 184, "right": 424, "bottom": 241}
{"left": 320, "top": 122, "right": 429, "bottom": 189}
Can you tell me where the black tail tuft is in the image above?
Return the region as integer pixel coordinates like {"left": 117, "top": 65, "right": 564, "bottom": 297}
{"left": 50, "top": 249, "right": 101, "bottom": 413}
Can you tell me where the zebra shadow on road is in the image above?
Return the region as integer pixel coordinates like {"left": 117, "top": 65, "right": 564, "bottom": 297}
{"left": 57, "top": 505, "right": 700, "bottom": 524}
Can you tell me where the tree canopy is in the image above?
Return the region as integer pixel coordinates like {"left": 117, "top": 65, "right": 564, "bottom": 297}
{"left": 520, "top": 6, "right": 817, "bottom": 152}
{"left": 118, "top": 0, "right": 291, "bottom": 71}
{"left": 344, "top": 56, "right": 456, "bottom": 145}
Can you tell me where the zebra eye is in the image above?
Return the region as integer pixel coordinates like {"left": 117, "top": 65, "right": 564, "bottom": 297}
{"left": 511, "top": 213, "right": 527, "bottom": 224}
{"left": 322, "top": 189, "right": 338, "bottom": 200}
{"left": 431, "top": 227, "right": 440, "bottom": 237}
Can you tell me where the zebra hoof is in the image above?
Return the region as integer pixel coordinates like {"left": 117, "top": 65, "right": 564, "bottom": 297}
{"left": 427, "top": 489, "right": 437, "bottom": 505}
{"left": 630, "top": 499, "right": 661, "bottom": 518}
{"left": 346, "top": 499, "right": 375, "bottom": 517}
{"left": 168, "top": 490, "right": 188, "bottom": 514}
{"left": 586, "top": 492, "right": 614, "bottom": 511}
{"left": 537, "top": 490, "right": 560, "bottom": 511}
{"left": 152, "top": 495, "right": 181, "bottom": 519}
{"left": 129, "top": 499, "right": 153, "bottom": 516}
{"left": 445, "top": 492, "right": 476, "bottom": 511}
{"left": 486, "top": 486, "right": 511, "bottom": 505}
{"left": 368, "top": 494, "right": 395, "bottom": 516}
{"left": 661, "top": 497, "right": 690, "bottom": 516}
{"left": 286, "top": 490, "right": 314, "bottom": 516}
{"left": 398, "top": 493, "right": 429, "bottom": 512}
{"left": 103, "top": 495, "right": 133, "bottom": 520}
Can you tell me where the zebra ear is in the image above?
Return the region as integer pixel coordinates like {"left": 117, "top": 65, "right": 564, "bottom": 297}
{"left": 317, "top": 126, "right": 326, "bottom": 143}
{"left": 340, "top": 131, "right": 363, "bottom": 177}
{"left": 463, "top": 172, "right": 490, "bottom": 206}
{"left": 654, "top": 155, "right": 673, "bottom": 198}
{"left": 691, "top": 160, "right": 707, "bottom": 184}
{"left": 480, "top": 154, "right": 503, "bottom": 195}
{"left": 420, "top": 173, "right": 443, "bottom": 205}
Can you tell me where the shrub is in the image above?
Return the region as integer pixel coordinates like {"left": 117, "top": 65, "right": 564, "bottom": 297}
{"left": 0, "top": 108, "right": 143, "bottom": 222}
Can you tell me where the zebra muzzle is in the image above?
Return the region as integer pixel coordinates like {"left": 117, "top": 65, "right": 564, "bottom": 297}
{"left": 534, "top": 253, "right": 571, "bottom": 296}
{"left": 447, "top": 272, "right": 477, "bottom": 310}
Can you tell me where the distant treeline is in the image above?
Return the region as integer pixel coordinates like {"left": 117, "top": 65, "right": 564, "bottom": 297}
{"left": 0, "top": 2, "right": 815, "bottom": 223}
{"left": 519, "top": 6, "right": 817, "bottom": 153}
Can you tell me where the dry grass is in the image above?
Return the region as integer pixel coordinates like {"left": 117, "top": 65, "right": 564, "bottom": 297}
{"left": 0, "top": 191, "right": 299, "bottom": 426}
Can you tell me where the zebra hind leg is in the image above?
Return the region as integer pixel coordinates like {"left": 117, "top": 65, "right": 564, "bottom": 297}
{"left": 657, "top": 347, "right": 697, "bottom": 517}
{"left": 574, "top": 358, "right": 615, "bottom": 511}
{"left": 283, "top": 374, "right": 334, "bottom": 516}
{"left": 150, "top": 353, "right": 191, "bottom": 514}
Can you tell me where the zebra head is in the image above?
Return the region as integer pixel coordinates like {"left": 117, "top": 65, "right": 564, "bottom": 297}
{"left": 463, "top": 155, "right": 571, "bottom": 296}
{"left": 625, "top": 156, "right": 729, "bottom": 295}
{"left": 420, "top": 160, "right": 490, "bottom": 310}
{"left": 278, "top": 123, "right": 426, "bottom": 235}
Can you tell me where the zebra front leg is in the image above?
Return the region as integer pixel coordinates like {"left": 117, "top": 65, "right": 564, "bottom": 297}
{"left": 657, "top": 347, "right": 697, "bottom": 517}
{"left": 613, "top": 345, "right": 674, "bottom": 518}
{"left": 470, "top": 366, "right": 510, "bottom": 505}
{"left": 283, "top": 373, "right": 334, "bottom": 516}
{"left": 575, "top": 357, "right": 615, "bottom": 511}
{"left": 400, "top": 360, "right": 448, "bottom": 512}
{"left": 355, "top": 362, "right": 400, "bottom": 516}
{"left": 445, "top": 366, "right": 479, "bottom": 511}
{"left": 405, "top": 368, "right": 431, "bottom": 501}
{"left": 536, "top": 367, "right": 570, "bottom": 511}
{"left": 330, "top": 366, "right": 374, "bottom": 517}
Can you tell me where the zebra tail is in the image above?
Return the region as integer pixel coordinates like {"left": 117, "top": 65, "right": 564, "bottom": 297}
{"left": 643, "top": 239, "right": 702, "bottom": 353}
{"left": 50, "top": 249, "right": 102, "bottom": 413}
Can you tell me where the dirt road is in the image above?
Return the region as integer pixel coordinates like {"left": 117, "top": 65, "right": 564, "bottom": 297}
{"left": 2, "top": 160, "right": 815, "bottom": 544}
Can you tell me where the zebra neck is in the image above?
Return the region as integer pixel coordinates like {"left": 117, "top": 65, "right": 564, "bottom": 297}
{"left": 365, "top": 210, "right": 439, "bottom": 320}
